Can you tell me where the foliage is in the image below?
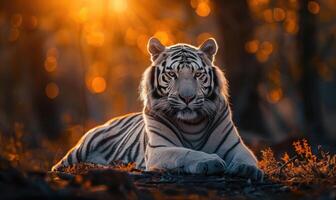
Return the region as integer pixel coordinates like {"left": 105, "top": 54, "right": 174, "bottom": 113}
{"left": 0, "top": 124, "right": 79, "bottom": 171}
{"left": 259, "top": 139, "right": 336, "bottom": 187}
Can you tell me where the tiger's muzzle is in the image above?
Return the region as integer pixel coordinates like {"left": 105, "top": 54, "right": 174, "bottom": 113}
{"left": 169, "top": 68, "right": 205, "bottom": 122}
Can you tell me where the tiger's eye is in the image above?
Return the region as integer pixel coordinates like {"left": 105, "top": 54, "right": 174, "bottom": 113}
{"left": 195, "top": 72, "right": 202, "bottom": 78}
{"left": 168, "top": 72, "right": 176, "bottom": 77}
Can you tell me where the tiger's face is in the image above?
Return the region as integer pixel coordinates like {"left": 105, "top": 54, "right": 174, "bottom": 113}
{"left": 141, "top": 37, "right": 227, "bottom": 124}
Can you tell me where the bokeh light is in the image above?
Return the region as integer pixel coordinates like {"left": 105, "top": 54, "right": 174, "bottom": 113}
{"left": 267, "top": 88, "right": 283, "bottom": 103}
{"left": 195, "top": 1, "right": 211, "bottom": 17}
{"left": 245, "top": 40, "right": 260, "bottom": 54}
{"left": 91, "top": 77, "right": 107, "bottom": 94}
{"left": 273, "top": 8, "right": 286, "bottom": 22}
{"left": 45, "top": 82, "right": 59, "bottom": 99}
{"left": 308, "top": 1, "right": 320, "bottom": 15}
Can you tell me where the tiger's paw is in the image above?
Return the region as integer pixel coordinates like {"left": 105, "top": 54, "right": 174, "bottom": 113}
{"left": 226, "top": 162, "right": 264, "bottom": 181}
{"left": 191, "top": 154, "right": 227, "bottom": 175}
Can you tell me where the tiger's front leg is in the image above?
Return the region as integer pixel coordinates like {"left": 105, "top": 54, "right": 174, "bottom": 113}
{"left": 145, "top": 146, "right": 226, "bottom": 175}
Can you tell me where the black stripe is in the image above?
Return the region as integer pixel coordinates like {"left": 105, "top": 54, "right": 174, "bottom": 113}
{"left": 139, "top": 158, "right": 145, "bottom": 169}
{"left": 171, "top": 50, "right": 182, "bottom": 57}
{"left": 97, "top": 117, "right": 141, "bottom": 147}
{"left": 141, "top": 126, "right": 148, "bottom": 154}
{"left": 222, "top": 138, "right": 241, "bottom": 161}
{"left": 103, "top": 141, "right": 120, "bottom": 161}
{"left": 118, "top": 126, "right": 142, "bottom": 160}
{"left": 147, "top": 143, "right": 168, "bottom": 148}
{"left": 105, "top": 114, "right": 140, "bottom": 132}
{"left": 131, "top": 143, "right": 140, "bottom": 161}
{"left": 169, "top": 59, "right": 181, "bottom": 69}
{"left": 213, "top": 123, "right": 234, "bottom": 153}
{"left": 100, "top": 120, "right": 143, "bottom": 161}
{"left": 76, "top": 146, "right": 81, "bottom": 162}
{"left": 149, "top": 128, "right": 178, "bottom": 146}
{"left": 115, "top": 120, "right": 143, "bottom": 156}
{"left": 85, "top": 129, "right": 106, "bottom": 159}
{"left": 67, "top": 153, "right": 73, "bottom": 165}
{"left": 148, "top": 114, "right": 190, "bottom": 147}
{"left": 196, "top": 104, "right": 229, "bottom": 150}
{"left": 171, "top": 54, "right": 181, "bottom": 60}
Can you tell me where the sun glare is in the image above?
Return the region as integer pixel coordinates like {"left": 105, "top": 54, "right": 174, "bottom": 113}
{"left": 110, "top": 0, "right": 128, "bottom": 13}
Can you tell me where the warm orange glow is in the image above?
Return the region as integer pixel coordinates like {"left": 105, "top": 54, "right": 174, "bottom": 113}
{"left": 44, "top": 56, "right": 57, "bottom": 72}
{"left": 124, "top": 28, "right": 138, "bottom": 45}
{"left": 260, "top": 41, "right": 273, "bottom": 55}
{"left": 245, "top": 40, "right": 259, "bottom": 54}
{"left": 29, "top": 16, "right": 38, "bottom": 29}
{"left": 284, "top": 19, "right": 298, "bottom": 34}
{"left": 10, "top": 14, "right": 22, "bottom": 28}
{"left": 197, "top": 32, "right": 213, "bottom": 45}
{"left": 137, "top": 34, "right": 149, "bottom": 54}
{"left": 86, "top": 31, "right": 105, "bottom": 47}
{"left": 190, "top": 0, "right": 199, "bottom": 8}
{"left": 308, "top": 1, "right": 320, "bottom": 15}
{"left": 47, "top": 48, "right": 59, "bottom": 57}
{"left": 45, "top": 82, "right": 59, "bottom": 99}
{"left": 154, "top": 31, "right": 171, "bottom": 46}
{"left": 263, "top": 9, "right": 273, "bottom": 23}
{"left": 90, "top": 62, "right": 108, "bottom": 76}
{"left": 196, "top": 2, "right": 211, "bottom": 17}
{"left": 75, "top": 7, "right": 88, "bottom": 23}
{"left": 256, "top": 51, "right": 269, "bottom": 62}
{"left": 91, "top": 77, "right": 106, "bottom": 94}
{"left": 273, "top": 8, "right": 286, "bottom": 22}
{"left": 267, "top": 88, "right": 283, "bottom": 103}
{"left": 248, "top": 0, "right": 270, "bottom": 8}
{"left": 8, "top": 28, "right": 20, "bottom": 42}
{"left": 110, "top": 0, "right": 128, "bottom": 13}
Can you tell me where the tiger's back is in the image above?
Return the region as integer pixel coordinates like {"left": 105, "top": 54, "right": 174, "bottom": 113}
{"left": 52, "top": 112, "right": 147, "bottom": 171}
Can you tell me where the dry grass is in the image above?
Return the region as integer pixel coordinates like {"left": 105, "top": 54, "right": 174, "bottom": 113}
{"left": 57, "top": 162, "right": 139, "bottom": 175}
{"left": 259, "top": 139, "right": 336, "bottom": 187}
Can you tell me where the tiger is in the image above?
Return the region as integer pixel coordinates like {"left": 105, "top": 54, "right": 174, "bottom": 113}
{"left": 52, "top": 37, "right": 263, "bottom": 180}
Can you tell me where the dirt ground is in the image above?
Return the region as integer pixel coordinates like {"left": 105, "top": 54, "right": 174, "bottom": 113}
{"left": 1, "top": 159, "right": 335, "bottom": 200}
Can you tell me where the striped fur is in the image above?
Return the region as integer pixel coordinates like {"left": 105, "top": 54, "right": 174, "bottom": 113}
{"left": 52, "top": 38, "right": 263, "bottom": 180}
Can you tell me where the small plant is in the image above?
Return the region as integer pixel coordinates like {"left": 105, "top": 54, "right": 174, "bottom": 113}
{"left": 259, "top": 139, "right": 336, "bottom": 187}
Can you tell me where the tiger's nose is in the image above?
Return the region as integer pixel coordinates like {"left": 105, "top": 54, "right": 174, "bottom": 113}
{"left": 179, "top": 94, "right": 196, "bottom": 104}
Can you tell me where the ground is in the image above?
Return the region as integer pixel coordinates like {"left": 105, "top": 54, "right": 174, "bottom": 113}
{"left": 1, "top": 159, "right": 335, "bottom": 200}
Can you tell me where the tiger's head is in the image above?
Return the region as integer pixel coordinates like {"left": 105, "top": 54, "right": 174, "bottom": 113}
{"left": 141, "top": 37, "right": 228, "bottom": 124}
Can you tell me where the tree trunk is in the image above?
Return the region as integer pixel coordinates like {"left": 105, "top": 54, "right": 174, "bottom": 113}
{"left": 297, "top": 0, "right": 325, "bottom": 142}
{"left": 213, "top": 0, "right": 267, "bottom": 135}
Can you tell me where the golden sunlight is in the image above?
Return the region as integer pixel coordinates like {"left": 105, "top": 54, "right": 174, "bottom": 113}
{"left": 110, "top": 0, "right": 128, "bottom": 13}
{"left": 154, "top": 31, "right": 171, "bottom": 46}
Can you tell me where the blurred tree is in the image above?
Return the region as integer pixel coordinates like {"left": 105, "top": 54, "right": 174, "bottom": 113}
{"left": 213, "top": 0, "right": 267, "bottom": 136}
{"left": 297, "top": 0, "right": 325, "bottom": 142}
{"left": 0, "top": 0, "right": 62, "bottom": 139}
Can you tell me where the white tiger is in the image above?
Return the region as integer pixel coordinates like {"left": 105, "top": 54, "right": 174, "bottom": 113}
{"left": 52, "top": 37, "right": 263, "bottom": 180}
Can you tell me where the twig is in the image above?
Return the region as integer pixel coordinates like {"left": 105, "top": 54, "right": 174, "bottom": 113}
{"left": 279, "top": 155, "right": 298, "bottom": 176}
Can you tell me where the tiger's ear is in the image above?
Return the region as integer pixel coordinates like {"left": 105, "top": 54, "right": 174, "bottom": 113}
{"left": 199, "top": 38, "right": 218, "bottom": 62}
{"left": 147, "top": 37, "right": 165, "bottom": 61}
